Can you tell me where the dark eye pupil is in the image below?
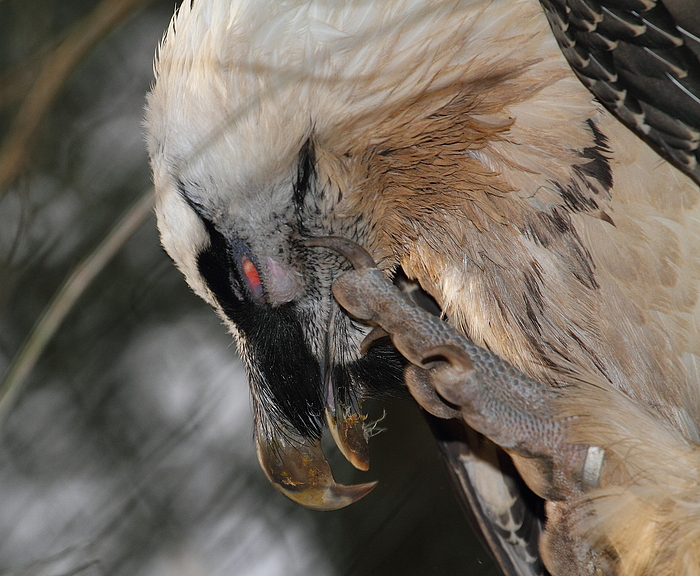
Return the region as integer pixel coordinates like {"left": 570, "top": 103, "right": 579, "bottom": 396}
{"left": 241, "top": 255, "right": 264, "bottom": 300}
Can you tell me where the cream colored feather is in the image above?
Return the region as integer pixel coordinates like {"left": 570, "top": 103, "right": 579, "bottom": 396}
{"left": 146, "top": 0, "right": 700, "bottom": 573}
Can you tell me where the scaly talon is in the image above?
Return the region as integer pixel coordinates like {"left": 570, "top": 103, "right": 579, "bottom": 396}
{"left": 311, "top": 235, "right": 602, "bottom": 502}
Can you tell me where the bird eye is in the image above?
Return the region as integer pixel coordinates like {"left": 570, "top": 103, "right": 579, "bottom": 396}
{"left": 240, "top": 254, "right": 265, "bottom": 301}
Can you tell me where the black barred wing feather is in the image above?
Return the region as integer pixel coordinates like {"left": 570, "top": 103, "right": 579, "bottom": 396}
{"left": 541, "top": 0, "right": 700, "bottom": 183}
{"left": 396, "top": 273, "right": 547, "bottom": 576}
{"left": 429, "top": 418, "right": 548, "bottom": 576}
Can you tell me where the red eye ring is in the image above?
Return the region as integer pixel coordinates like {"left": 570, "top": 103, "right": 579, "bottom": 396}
{"left": 240, "top": 254, "right": 264, "bottom": 300}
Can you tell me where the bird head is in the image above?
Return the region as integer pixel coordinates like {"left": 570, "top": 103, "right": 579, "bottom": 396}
{"left": 143, "top": 0, "right": 437, "bottom": 509}
{"left": 146, "top": 96, "right": 410, "bottom": 509}
{"left": 145, "top": 0, "right": 558, "bottom": 510}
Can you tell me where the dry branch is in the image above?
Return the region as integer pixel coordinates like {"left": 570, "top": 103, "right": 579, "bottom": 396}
{"left": 0, "top": 0, "right": 154, "bottom": 193}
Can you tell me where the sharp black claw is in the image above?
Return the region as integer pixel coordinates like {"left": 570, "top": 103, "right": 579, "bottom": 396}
{"left": 304, "top": 237, "right": 377, "bottom": 269}
{"left": 360, "top": 325, "right": 390, "bottom": 354}
{"left": 420, "top": 344, "right": 474, "bottom": 373}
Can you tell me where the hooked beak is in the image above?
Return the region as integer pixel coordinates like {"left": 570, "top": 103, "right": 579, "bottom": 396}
{"left": 254, "top": 236, "right": 380, "bottom": 510}
{"left": 256, "top": 425, "right": 376, "bottom": 511}
{"left": 255, "top": 375, "right": 375, "bottom": 509}
{"left": 323, "top": 362, "right": 372, "bottom": 472}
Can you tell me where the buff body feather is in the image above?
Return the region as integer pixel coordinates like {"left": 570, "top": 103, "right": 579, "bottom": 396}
{"left": 146, "top": 0, "right": 700, "bottom": 574}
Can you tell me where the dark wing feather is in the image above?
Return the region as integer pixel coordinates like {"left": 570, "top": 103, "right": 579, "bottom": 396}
{"left": 397, "top": 4, "right": 698, "bottom": 573}
{"left": 395, "top": 271, "right": 547, "bottom": 576}
{"left": 540, "top": 0, "right": 700, "bottom": 183}
{"left": 428, "top": 418, "right": 548, "bottom": 576}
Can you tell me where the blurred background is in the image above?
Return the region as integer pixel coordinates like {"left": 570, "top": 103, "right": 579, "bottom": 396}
{"left": 0, "top": 1, "right": 499, "bottom": 574}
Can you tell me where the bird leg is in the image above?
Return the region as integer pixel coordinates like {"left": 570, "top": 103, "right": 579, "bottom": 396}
{"left": 306, "top": 236, "right": 596, "bottom": 500}
{"left": 306, "top": 236, "right": 614, "bottom": 575}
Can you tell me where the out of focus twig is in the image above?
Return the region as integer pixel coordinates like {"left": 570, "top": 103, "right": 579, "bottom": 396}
{"left": 0, "top": 189, "right": 155, "bottom": 422}
{"left": 0, "top": 42, "right": 57, "bottom": 110}
{"left": 0, "top": 0, "right": 154, "bottom": 193}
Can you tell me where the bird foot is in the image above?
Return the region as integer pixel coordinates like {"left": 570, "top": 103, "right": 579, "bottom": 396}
{"left": 307, "top": 236, "right": 615, "bottom": 575}
{"left": 307, "top": 237, "right": 601, "bottom": 501}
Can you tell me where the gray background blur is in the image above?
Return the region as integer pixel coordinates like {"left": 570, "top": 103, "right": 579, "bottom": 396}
{"left": 0, "top": 1, "right": 499, "bottom": 574}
